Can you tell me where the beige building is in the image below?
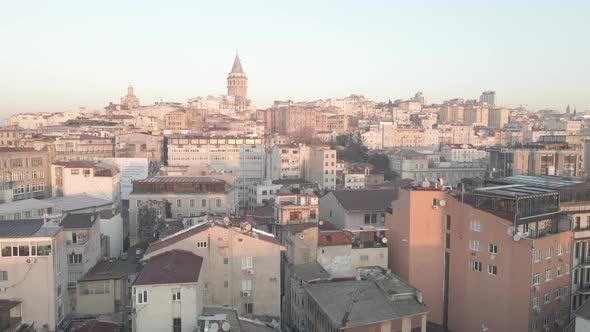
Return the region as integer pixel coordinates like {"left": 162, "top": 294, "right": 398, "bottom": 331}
{"left": 0, "top": 219, "right": 68, "bottom": 331}
{"left": 307, "top": 147, "right": 337, "bottom": 190}
{"left": 0, "top": 126, "right": 25, "bottom": 148}
{"left": 267, "top": 144, "right": 305, "bottom": 181}
{"left": 143, "top": 220, "right": 284, "bottom": 318}
{"left": 464, "top": 105, "right": 489, "bottom": 126}
{"left": 488, "top": 107, "right": 509, "bottom": 129}
{"left": 115, "top": 132, "right": 163, "bottom": 163}
{"left": 75, "top": 260, "right": 129, "bottom": 319}
{"left": 54, "top": 134, "right": 115, "bottom": 161}
{"left": 120, "top": 84, "right": 140, "bottom": 110}
{"left": 0, "top": 147, "right": 52, "bottom": 203}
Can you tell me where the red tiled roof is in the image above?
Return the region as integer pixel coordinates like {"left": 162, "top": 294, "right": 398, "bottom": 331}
{"left": 134, "top": 250, "right": 203, "bottom": 286}
{"left": 318, "top": 231, "right": 353, "bottom": 247}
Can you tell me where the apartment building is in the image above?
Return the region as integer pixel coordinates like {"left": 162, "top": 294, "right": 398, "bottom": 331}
{"left": 273, "top": 192, "right": 319, "bottom": 227}
{"left": 115, "top": 132, "right": 163, "bottom": 163}
{"left": 166, "top": 135, "right": 264, "bottom": 210}
{"left": 488, "top": 107, "right": 510, "bottom": 129}
{"left": 387, "top": 181, "right": 571, "bottom": 332}
{"left": 246, "top": 180, "right": 282, "bottom": 213}
{"left": 128, "top": 177, "right": 234, "bottom": 243}
{"left": 464, "top": 105, "right": 489, "bottom": 126}
{"left": 52, "top": 160, "right": 121, "bottom": 210}
{"left": 267, "top": 144, "right": 305, "bottom": 181}
{"left": 307, "top": 147, "right": 337, "bottom": 190}
{"left": 257, "top": 107, "right": 328, "bottom": 136}
{"left": 142, "top": 220, "right": 284, "bottom": 318}
{"left": 61, "top": 213, "right": 101, "bottom": 300}
{"left": 489, "top": 143, "right": 582, "bottom": 178}
{"left": 0, "top": 126, "right": 25, "bottom": 147}
{"left": 132, "top": 250, "right": 204, "bottom": 332}
{"left": 0, "top": 147, "right": 52, "bottom": 203}
{"left": 0, "top": 219, "right": 68, "bottom": 330}
{"left": 440, "top": 144, "right": 488, "bottom": 163}
{"left": 54, "top": 134, "right": 115, "bottom": 161}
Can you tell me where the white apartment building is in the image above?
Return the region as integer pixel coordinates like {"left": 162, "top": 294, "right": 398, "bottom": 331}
{"left": 51, "top": 161, "right": 121, "bottom": 211}
{"left": 247, "top": 180, "right": 282, "bottom": 212}
{"left": 0, "top": 219, "right": 68, "bottom": 330}
{"left": 166, "top": 136, "right": 264, "bottom": 210}
{"left": 343, "top": 173, "right": 366, "bottom": 189}
{"left": 267, "top": 144, "right": 305, "bottom": 181}
{"left": 440, "top": 144, "right": 488, "bottom": 163}
{"left": 132, "top": 250, "right": 204, "bottom": 332}
{"left": 61, "top": 214, "right": 101, "bottom": 293}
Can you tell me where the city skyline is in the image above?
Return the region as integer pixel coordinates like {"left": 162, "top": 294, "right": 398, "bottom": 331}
{"left": 1, "top": 1, "right": 589, "bottom": 118}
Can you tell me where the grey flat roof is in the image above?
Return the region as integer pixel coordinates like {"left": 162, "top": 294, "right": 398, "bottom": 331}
{"left": 475, "top": 184, "right": 557, "bottom": 198}
{"left": 292, "top": 262, "right": 331, "bottom": 282}
{"left": 0, "top": 219, "right": 60, "bottom": 238}
{"left": 0, "top": 199, "right": 56, "bottom": 214}
{"left": 305, "top": 277, "right": 428, "bottom": 328}
{"left": 577, "top": 298, "right": 590, "bottom": 320}
{"left": 41, "top": 194, "right": 112, "bottom": 212}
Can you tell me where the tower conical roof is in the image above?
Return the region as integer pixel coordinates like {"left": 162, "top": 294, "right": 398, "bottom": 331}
{"left": 230, "top": 54, "right": 244, "bottom": 74}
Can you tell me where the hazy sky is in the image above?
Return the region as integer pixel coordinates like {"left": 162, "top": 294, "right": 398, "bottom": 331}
{"left": 1, "top": 0, "right": 589, "bottom": 120}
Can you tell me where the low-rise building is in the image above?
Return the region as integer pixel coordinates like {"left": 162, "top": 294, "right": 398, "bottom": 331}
{"left": 0, "top": 219, "right": 68, "bottom": 330}
{"left": 132, "top": 250, "right": 204, "bottom": 332}
{"left": 246, "top": 180, "right": 282, "bottom": 213}
{"left": 54, "top": 134, "right": 115, "bottom": 161}
{"left": 142, "top": 220, "right": 284, "bottom": 318}
{"left": 0, "top": 147, "right": 52, "bottom": 203}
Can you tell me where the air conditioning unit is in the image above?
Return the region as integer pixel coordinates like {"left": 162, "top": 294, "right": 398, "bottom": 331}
{"left": 0, "top": 287, "right": 7, "bottom": 293}
{"left": 246, "top": 269, "right": 254, "bottom": 275}
{"left": 241, "top": 291, "right": 251, "bottom": 297}
{"left": 533, "top": 284, "right": 540, "bottom": 291}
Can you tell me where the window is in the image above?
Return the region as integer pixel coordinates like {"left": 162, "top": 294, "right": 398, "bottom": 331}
{"left": 224, "top": 281, "right": 229, "bottom": 288}
{"left": 470, "top": 220, "right": 482, "bottom": 232}
{"left": 70, "top": 169, "right": 79, "bottom": 175}
{"left": 68, "top": 253, "right": 83, "bottom": 264}
{"left": 176, "top": 199, "right": 182, "bottom": 208}
{"left": 566, "top": 264, "right": 570, "bottom": 274}
{"left": 445, "top": 233, "right": 451, "bottom": 249}
{"left": 201, "top": 199, "right": 207, "bottom": 207}
{"left": 172, "top": 289, "right": 181, "bottom": 301}
{"left": 360, "top": 255, "right": 369, "bottom": 261}
{"left": 223, "top": 258, "right": 229, "bottom": 264}
{"left": 173, "top": 318, "right": 181, "bottom": 332}
{"left": 244, "top": 303, "right": 253, "bottom": 314}
{"left": 196, "top": 241, "right": 208, "bottom": 248}
{"left": 216, "top": 199, "right": 222, "bottom": 208}
{"left": 546, "top": 247, "right": 552, "bottom": 259}
{"left": 556, "top": 288, "right": 562, "bottom": 298}
{"left": 544, "top": 292, "right": 551, "bottom": 304}
{"left": 557, "top": 243, "right": 563, "bottom": 256}
{"left": 190, "top": 199, "right": 195, "bottom": 208}
{"left": 242, "top": 256, "right": 253, "bottom": 269}
{"left": 469, "top": 240, "right": 481, "bottom": 251}
{"left": 488, "top": 265, "right": 497, "bottom": 276}
{"left": 557, "top": 266, "right": 563, "bottom": 277}
{"left": 242, "top": 280, "right": 252, "bottom": 291}
{"left": 83, "top": 169, "right": 90, "bottom": 176}
{"left": 532, "top": 296, "right": 539, "bottom": 308}
{"left": 470, "top": 260, "right": 482, "bottom": 272}
{"left": 489, "top": 244, "right": 498, "bottom": 254}
{"left": 532, "top": 272, "right": 540, "bottom": 285}
{"left": 445, "top": 215, "right": 451, "bottom": 230}
{"left": 543, "top": 316, "right": 550, "bottom": 328}
{"left": 545, "top": 269, "right": 552, "bottom": 281}
{"left": 0, "top": 271, "right": 7, "bottom": 281}
{"left": 137, "top": 289, "right": 148, "bottom": 304}
{"left": 533, "top": 249, "right": 541, "bottom": 262}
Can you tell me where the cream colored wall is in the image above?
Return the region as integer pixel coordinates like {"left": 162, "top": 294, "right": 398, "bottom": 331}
{"left": 143, "top": 225, "right": 283, "bottom": 318}
{"left": 76, "top": 279, "right": 117, "bottom": 315}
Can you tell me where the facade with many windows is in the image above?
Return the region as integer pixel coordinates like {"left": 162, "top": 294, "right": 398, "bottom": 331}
{"left": 0, "top": 147, "right": 52, "bottom": 203}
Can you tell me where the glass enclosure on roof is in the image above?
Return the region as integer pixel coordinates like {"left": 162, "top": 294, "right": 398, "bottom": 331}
{"left": 474, "top": 192, "right": 559, "bottom": 221}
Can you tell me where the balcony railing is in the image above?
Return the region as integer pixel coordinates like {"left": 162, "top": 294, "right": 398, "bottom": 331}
{"left": 352, "top": 241, "right": 387, "bottom": 249}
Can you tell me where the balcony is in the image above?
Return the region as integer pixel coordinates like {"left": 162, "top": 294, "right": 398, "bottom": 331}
{"left": 352, "top": 240, "right": 387, "bottom": 249}
{"left": 577, "top": 282, "right": 590, "bottom": 295}
{"left": 575, "top": 257, "right": 590, "bottom": 267}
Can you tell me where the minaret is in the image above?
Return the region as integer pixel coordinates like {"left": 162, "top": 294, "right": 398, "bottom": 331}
{"left": 227, "top": 53, "right": 248, "bottom": 99}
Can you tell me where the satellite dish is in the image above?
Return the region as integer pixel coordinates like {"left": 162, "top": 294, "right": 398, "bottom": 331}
{"left": 221, "top": 321, "right": 231, "bottom": 331}
{"left": 318, "top": 220, "right": 324, "bottom": 226}
{"left": 382, "top": 237, "right": 388, "bottom": 244}
{"left": 439, "top": 199, "right": 447, "bottom": 207}
{"left": 209, "top": 323, "right": 219, "bottom": 332}
{"left": 300, "top": 234, "right": 305, "bottom": 239}
{"left": 513, "top": 233, "right": 521, "bottom": 242}
{"left": 223, "top": 216, "right": 230, "bottom": 225}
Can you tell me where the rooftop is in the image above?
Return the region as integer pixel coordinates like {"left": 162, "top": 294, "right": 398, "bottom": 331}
{"left": 330, "top": 188, "right": 397, "bottom": 212}
{"left": 134, "top": 250, "right": 203, "bottom": 286}
{"left": 79, "top": 260, "right": 130, "bottom": 282}
{"left": 133, "top": 176, "right": 225, "bottom": 184}
{"left": 474, "top": 184, "right": 557, "bottom": 198}
{"left": 41, "top": 195, "right": 113, "bottom": 212}
{"left": 0, "top": 199, "right": 56, "bottom": 215}
{"left": 61, "top": 213, "right": 96, "bottom": 229}
{"left": 291, "top": 262, "right": 331, "bottom": 282}
{"left": 490, "top": 175, "right": 585, "bottom": 189}
{"left": 304, "top": 268, "right": 428, "bottom": 329}
{"left": 0, "top": 219, "right": 60, "bottom": 238}
{"left": 577, "top": 298, "right": 590, "bottom": 321}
